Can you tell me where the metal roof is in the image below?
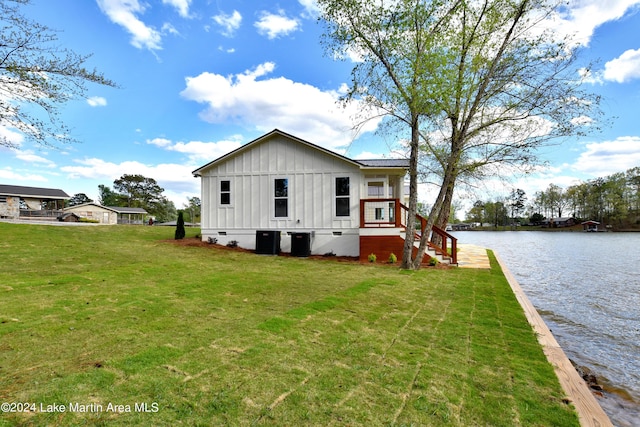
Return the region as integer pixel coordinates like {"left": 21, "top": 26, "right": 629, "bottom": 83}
{"left": 0, "top": 184, "right": 69, "bottom": 199}
{"left": 106, "top": 206, "right": 148, "bottom": 214}
{"left": 357, "top": 159, "right": 410, "bottom": 168}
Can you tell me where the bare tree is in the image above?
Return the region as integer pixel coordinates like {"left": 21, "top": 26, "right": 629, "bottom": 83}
{"left": 318, "top": 0, "right": 602, "bottom": 269}
{"left": 0, "top": 0, "right": 117, "bottom": 148}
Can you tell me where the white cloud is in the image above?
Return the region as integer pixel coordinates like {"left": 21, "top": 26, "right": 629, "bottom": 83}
{"left": 544, "top": 1, "right": 640, "bottom": 47}
{"left": 570, "top": 115, "right": 594, "bottom": 126}
{"left": 0, "top": 167, "right": 48, "bottom": 182}
{"left": 213, "top": 10, "right": 242, "bottom": 37}
{"left": 161, "top": 22, "right": 180, "bottom": 36}
{"left": 180, "top": 62, "right": 381, "bottom": 150}
{"left": 0, "top": 125, "right": 24, "bottom": 147}
{"left": 162, "top": 0, "right": 191, "bottom": 18}
{"left": 96, "top": 0, "right": 163, "bottom": 50}
{"left": 147, "top": 137, "right": 172, "bottom": 148}
{"left": 254, "top": 11, "right": 300, "bottom": 39}
{"left": 603, "top": 48, "right": 640, "bottom": 83}
{"left": 87, "top": 96, "right": 108, "bottom": 107}
{"left": 298, "top": 0, "right": 320, "bottom": 17}
{"left": 578, "top": 67, "right": 603, "bottom": 85}
{"left": 353, "top": 151, "right": 387, "bottom": 160}
{"left": 572, "top": 136, "right": 640, "bottom": 176}
{"left": 146, "top": 136, "right": 243, "bottom": 162}
{"left": 61, "top": 158, "right": 198, "bottom": 196}
{"left": 13, "top": 149, "right": 56, "bottom": 167}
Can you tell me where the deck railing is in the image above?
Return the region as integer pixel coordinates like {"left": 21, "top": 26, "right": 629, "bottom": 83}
{"left": 19, "top": 209, "right": 64, "bottom": 219}
{"left": 360, "top": 198, "right": 457, "bottom": 264}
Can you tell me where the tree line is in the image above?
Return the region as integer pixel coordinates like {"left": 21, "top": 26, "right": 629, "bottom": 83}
{"left": 465, "top": 167, "right": 640, "bottom": 229}
{"left": 66, "top": 174, "right": 201, "bottom": 224}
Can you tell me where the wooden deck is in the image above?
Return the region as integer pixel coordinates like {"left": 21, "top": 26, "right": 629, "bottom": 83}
{"left": 494, "top": 252, "right": 613, "bottom": 427}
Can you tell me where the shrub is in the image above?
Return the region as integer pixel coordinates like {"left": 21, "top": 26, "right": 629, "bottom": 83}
{"left": 368, "top": 253, "right": 377, "bottom": 263}
{"left": 226, "top": 240, "right": 238, "bottom": 248}
{"left": 388, "top": 253, "right": 397, "bottom": 263}
{"left": 207, "top": 237, "right": 217, "bottom": 244}
{"left": 78, "top": 217, "right": 99, "bottom": 223}
{"left": 174, "top": 211, "right": 186, "bottom": 240}
{"left": 428, "top": 256, "right": 439, "bottom": 266}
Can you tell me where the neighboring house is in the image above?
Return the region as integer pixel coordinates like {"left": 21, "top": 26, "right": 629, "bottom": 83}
{"left": 64, "top": 203, "right": 119, "bottom": 224}
{"left": 64, "top": 203, "right": 147, "bottom": 224}
{"left": 0, "top": 184, "right": 69, "bottom": 220}
{"left": 451, "top": 223, "right": 472, "bottom": 231}
{"left": 547, "top": 217, "right": 576, "bottom": 228}
{"left": 581, "top": 220, "right": 600, "bottom": 232}
{"left": 193, "top": 129, "right": 457, "bottom": 264}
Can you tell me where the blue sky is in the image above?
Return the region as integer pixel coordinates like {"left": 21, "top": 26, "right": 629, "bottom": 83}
{"left": 2, "top": 0, "right": 640, "bottom": 214}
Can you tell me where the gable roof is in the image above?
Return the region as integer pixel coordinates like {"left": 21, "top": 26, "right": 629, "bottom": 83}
{"left": 0, "top": 184, "right": 69, "bottom": 199}
{"left": 192, "top": 129, "right": 409, "bottom": 176}
{"left": 65, "top": 202, "right": 118, "bottom": 212}
{"left": 65, "top": 202, "right": 147, "bottom": 214}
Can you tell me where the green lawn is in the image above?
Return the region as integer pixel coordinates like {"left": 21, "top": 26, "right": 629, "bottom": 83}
{"left": 0, "top": 223, "right": 578, "bottom": 426}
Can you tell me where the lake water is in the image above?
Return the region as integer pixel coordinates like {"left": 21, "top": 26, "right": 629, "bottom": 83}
{"left": 452, "top": 231, "right": 640, "bottom": 427}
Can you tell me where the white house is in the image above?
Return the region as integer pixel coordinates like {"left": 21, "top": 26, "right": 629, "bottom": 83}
{"left": 193, "top": 129, "right": 456, "bottom": 263}
{"left": 64, "top": 203, "right": 148, "bottom": 224}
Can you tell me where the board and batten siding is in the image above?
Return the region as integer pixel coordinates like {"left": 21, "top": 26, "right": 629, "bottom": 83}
{"left": 199, "top": 135, "right": 362, "bottom": 255}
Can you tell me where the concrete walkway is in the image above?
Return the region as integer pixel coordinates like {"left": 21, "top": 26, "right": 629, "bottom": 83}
{"left": 456, "top": 243, "right": 491, "bottom": 268}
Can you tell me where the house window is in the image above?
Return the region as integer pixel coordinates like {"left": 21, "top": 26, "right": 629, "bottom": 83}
{"left": 335, "top": 177, "right": 350, "bottom": 217}
{"left": 367, "top": 181, "right": 385, "bottom": 198}
{"left": 220, "top": 180, "right": 231, "bottom": 205}
{"left": 274, "top": 178, "right": 288, "bottom": 217}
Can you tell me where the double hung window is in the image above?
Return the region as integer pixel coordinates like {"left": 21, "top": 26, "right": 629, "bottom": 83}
{"left": 220, "top": 180, "right": 231, "bottom": 205}
{"left": 335, "top": 177, "right": 350, "bottom": 217}
{"left": 274, "top": 178, "right": 288, "bottom": 217}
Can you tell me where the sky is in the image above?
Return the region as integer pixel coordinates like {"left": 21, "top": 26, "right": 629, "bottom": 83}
{"left": 1, "top": 0, "right": 640, "bottom": 216}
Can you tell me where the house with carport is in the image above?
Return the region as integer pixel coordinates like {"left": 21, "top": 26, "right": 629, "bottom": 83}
{"left": 64, "top": 203, "right": 148, "bottom": 224}
{"left": 193, "top": 129, "right": 456, "bottom": 264}
{"left": 0, "top": 184, "right": 69, "bottom": 220}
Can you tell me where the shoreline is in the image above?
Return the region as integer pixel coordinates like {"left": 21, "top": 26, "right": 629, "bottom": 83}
{"left": 494, "top": 251, "right": 614, "bottom": 427}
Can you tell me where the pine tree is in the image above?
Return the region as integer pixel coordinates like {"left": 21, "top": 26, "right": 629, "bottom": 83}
{"left": 175, "top": 211, "right": 186, "bottom": 240}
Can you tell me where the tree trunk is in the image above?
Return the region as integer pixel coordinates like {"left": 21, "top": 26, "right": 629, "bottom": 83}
{"left": 401, "top": 117, "right": 421, "bottom": 269}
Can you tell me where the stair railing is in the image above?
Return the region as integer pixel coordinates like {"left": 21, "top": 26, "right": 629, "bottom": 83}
{"left": 359, "top": 199, "right": 457, "bottom": 264}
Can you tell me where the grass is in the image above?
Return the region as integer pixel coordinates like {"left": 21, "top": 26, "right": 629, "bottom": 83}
{"left": 0, "top": 222, "right": 578, "bottom": 426}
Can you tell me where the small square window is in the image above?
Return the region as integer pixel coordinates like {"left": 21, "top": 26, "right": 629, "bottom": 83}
{"left": 336, "top": 198, "right": 350, "bottom": 216}
{"left": 275, "top": 199, "right": 288, "bottom": 217}
{"left": 336, "top": 177, "right": 349, "bottom": 196}
{"left": 274, "top": 179, "right": 288, "bottom": 198}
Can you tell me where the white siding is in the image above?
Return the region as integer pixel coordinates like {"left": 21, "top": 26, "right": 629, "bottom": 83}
{"left": 199, "top": 134, "right": 367, "bottom": 255}
{"left": 201, "top": 135, "right": 362, "bottom": 232}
